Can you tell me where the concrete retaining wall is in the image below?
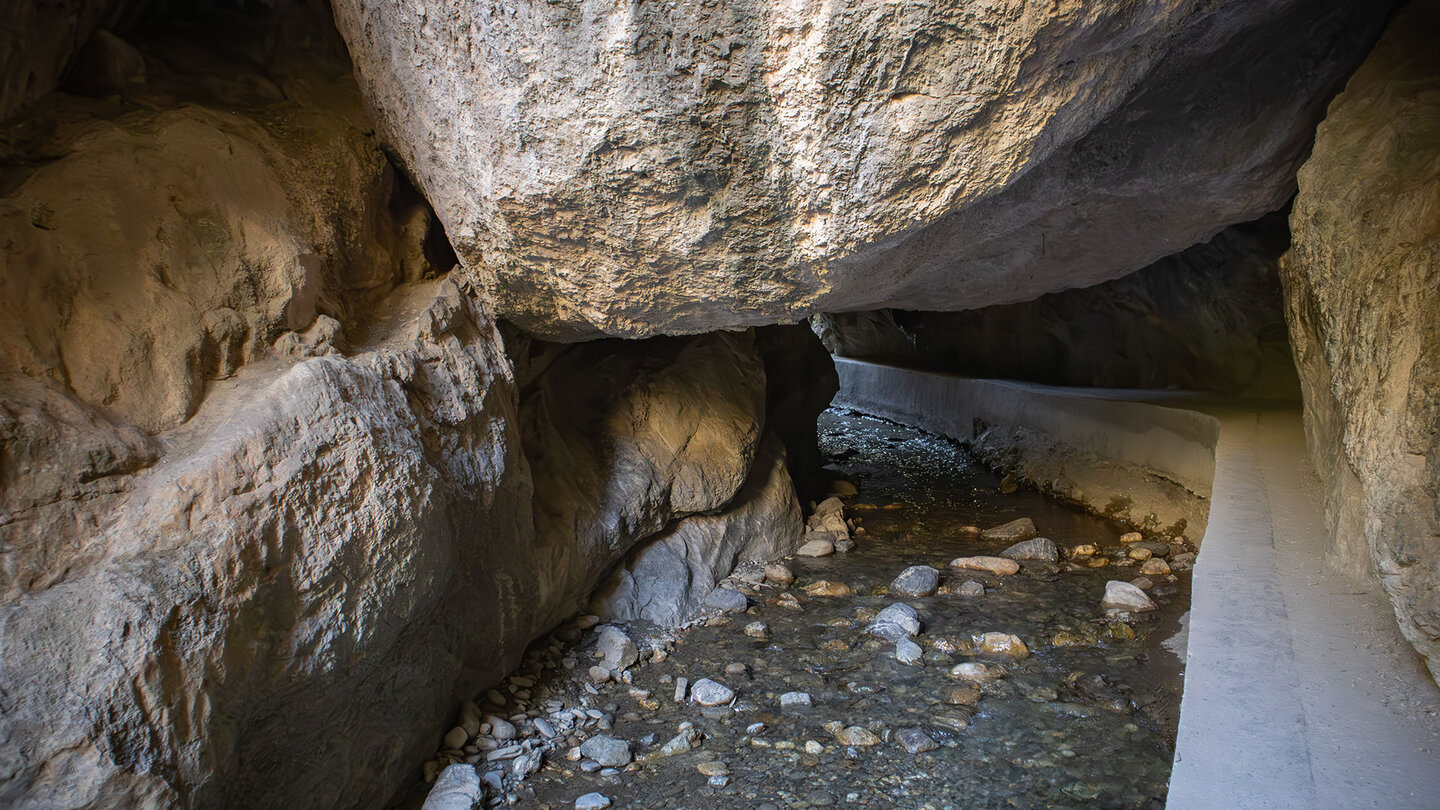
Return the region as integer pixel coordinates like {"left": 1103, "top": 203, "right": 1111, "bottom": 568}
{"left": 832, "top": 359, "right": 1219, "bottom": 540}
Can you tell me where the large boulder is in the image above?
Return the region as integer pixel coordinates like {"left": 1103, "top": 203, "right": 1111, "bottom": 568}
{"left": 331, "top": 0, "right": 1389, "bottom": 339}
{"left": 815, "top": 214, "right": 1299, "bottom": 397}
{"left": 590, "top": 434, "right": 804, "bottom": 625}
{"left": 514, "top": 329, "right": 767, "bottom": 630}
{"left": 1280, "top": 0, "right": 1440, "bottom": 681}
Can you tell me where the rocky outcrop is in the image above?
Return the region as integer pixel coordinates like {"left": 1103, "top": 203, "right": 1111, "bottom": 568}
{"left": 0, "top": 278, "right": 536, "bottom": 809}
{"left": 331, "top": 0, "right": 1389, "bottom": 339}
{"left": 816, "top": 214, "right": 1299, "bottom": 397}
{"left": 589, "top": 434, "right": 803, "bottom": 625}
{"left": 1280, "top": 0, "right": 1440, "bottom": 681}
{"left": 514, "top": 330, "right": 768, "bottom": 633}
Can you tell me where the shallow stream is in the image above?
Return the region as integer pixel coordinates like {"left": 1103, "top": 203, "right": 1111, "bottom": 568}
{"left": 440, "top": 410, "right": 1191, "bottom": 809}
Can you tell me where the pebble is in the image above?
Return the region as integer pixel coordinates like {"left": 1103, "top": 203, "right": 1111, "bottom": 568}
{"left": 957, "top": 580, "right": 986, "bottom": 597}
{"left": 1131, "top": 576, "right": 1155, "bottom": 590}
{"left": 834, "top": 538, "right": 857, "bottom": 553}
{"left": 943, "top": 684, "right": 982, "bottom": 705}
{"left": 797, "top": 534, "right": 837, "bottom": 557}
{"left": 1100, "top": 580, "right": 1158, "bottom": 612}
{"left": 976, "top": 632, "right": 1030, "bottom": 658}
{"left": 804, "top": 580, "right": 855, "bottom": 597}
{"left": 1128, "top": 547, "right": 1153, "bottom": 561}
{"left": 980, "top": 517, "right": 1038, "bottom": 542}
{"left": 697, "top": 761, "right": 730, "bottom": 777}
{"left": 704, "top": 586, "right": 749, "bottom": 612}
{"left": 486, "top": 715, "right": 517, "bottom": 741}
{"left": 587, "top": 666, "right": 610, "bottom": 684}
{"left": 805, "top": 740, "right": 824, "bottom": 754}
{"left": 442, "top": 726, "right": 469, "bottom": 750}
{"left": 890, "top": 565, "right": 940, "bottom": 597}
{"left": 533, "top": 718, "right": 555, "bottom": 738}
{"left": 574, "top": 793, "right": 612, "bottom": 810}
{"left": 1002, "top": 537, "right": 1059, "bottom": 562}
{"left": 1119, "top": 532, "right": 1143, "bottom": 544}
{"left": 673, "top": 677, "right": 688, "bottom": 702}
{"left": 950, "top": 662, "right": 1001, "bottom": 682}
{"left": 834, "top": 726, "right": 881, "bottom": 746}
{"left": 765, "top": 564, "right": 795, "bottom": 587}
{"left": 578, "top": 735, "right": 631, "bottom": 768}
{"left": 724, "top": 662, "right": 748, "bottom": 678}
{"left": 1070, "top": 544, "right": 1099, "bottom": 558}
{"left": 867, "top": 602, "right": 921, "bottom": 641}
{"left": 746, "top": 722, "right": 766, "bottom": 734}
{"left": 744, "top": 621, "right": 770, "bottom": 640}
{"left": 949, "top": 556, "right": 1020, "bottom": 576}
{"left": 895, "top": 638, "right": 924, "bottom": 665}
{"left": 896, "top": 728, "right": 939, "bottom": 754}
{"left": 1139, "top": 558, "right": 1171, "bottom": 576}
{"left": 689, "top": 678, "right": 735, "bottom": 706}
{"left": 780, "top": 691, "right": 812, "bottom": 708}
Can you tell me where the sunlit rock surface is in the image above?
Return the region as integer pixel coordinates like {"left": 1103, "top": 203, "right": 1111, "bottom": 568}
{"left": 332, "top": 0, "right": 1388, "bottom": 338}
{"left": 1281, "top": 0, "right": 1440, "bottom": 681}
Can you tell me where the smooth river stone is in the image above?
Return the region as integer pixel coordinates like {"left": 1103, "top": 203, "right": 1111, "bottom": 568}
{"left": 949, "top": 556, "right": 1021, "bottom": 576}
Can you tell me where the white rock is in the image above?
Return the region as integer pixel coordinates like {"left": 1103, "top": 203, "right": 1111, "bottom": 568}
{"left": 689, "top": 678, "right": 736, "bottom": 706}
{"left": 1101, "top": 580, "right": 1158, "bottom": 612}
{"left": 422, "top": 764, "right": 482, "bottom": 810}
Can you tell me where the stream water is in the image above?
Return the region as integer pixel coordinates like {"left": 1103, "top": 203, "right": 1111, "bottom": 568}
{"left": 427, "top": 410, "right": 1192, "bottom": 810}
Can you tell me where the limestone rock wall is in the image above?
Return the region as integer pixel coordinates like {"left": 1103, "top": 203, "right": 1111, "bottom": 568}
{"left": 589, "top": 434, "right": 803, "bottom": 625}
{"left": 330, "top": 0, "right": 1389, "bottom": 339}
{"left": 1280, "top": 0, "right": 1440, "bottom": 681}
{"left": 0, "top": 277, "right": 536, "bottom": 808}
{"left": 816, "top": 214, "right": 1299, "bottom": 398}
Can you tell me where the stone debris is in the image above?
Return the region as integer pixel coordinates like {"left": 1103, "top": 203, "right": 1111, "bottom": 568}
{"left": 422, "top": 764, "right": 482, "bottom": 810}
{"left": 867, "top": 602, "right": 922, "bottom": 641}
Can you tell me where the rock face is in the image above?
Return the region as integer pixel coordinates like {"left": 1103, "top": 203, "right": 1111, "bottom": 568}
{"left": 514, "top": 329, "right": 767, "bottom": 632}
{"left": 815, "top": 214, "right": 1300, "bottom": 398}
{"left": 1280, "top": 1, "right": 1440, "bottom": 680}
{"left": 0, "top": 277, "right": 535, "bottom": 809}
{"left": 331, "top": 0, "right": 1388, "bottom": 339}
{"left": 590, "top": 435, "right": 804, "bottom": 625}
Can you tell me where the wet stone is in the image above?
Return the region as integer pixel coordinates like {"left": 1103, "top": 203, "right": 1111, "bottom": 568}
{"left": 957, "top": 580, "right": 986, "bottom": 597}
{"left": 1002, "top": 537, "right": 1059, "bottom": 562}
{"left": 981, "top": 518, "right": 1038, "bottom": 543}
{"left": 1101, "top": 580, "right": 1158, "bottom": 612}
{"left": 895, "top": 638, "right": 924, "bottom": 665}
{"left": 890, "top": 565, "right": 941, "bottom": 596}
{"left": 574, "top": 793, "right": 612, "bottom": 810}
{"left": 950, "top": 556, "right": 1021, "bottom": 576}
{"left": 896, "top": 728, "right": 939, "bottom": 754}
{"left": 704, "top": 587, "right": 749, "bottom": 612}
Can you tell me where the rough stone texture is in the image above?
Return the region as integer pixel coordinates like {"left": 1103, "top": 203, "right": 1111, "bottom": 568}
{"left": 814, "top": 215, "right": 1300, "bottom": 398}
{"left": 330, "top": 0, "right": 1389, "bottom": 339}
{"left": 1280, "top": 0, "right": 1440, "bottom": 681}
{"left": 0, "top": 278, "right": 536, "bottom": 809}
{"left": 422, "top": 764, "right": 483, "bottom": 810}
{"left": 590, "top": 436, "right": 804, "bottom": 625}
{"left": 890, "top": 565, "right": 940, "bottom": 597}
{"left": 515, "top": 330, "right": 766, "bottom": 633}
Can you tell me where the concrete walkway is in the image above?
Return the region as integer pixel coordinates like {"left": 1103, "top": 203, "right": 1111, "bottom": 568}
{"left": 1168, "top": 408, "right": 1440, "bottom": 809}
{"left": 830, "top": 360, "right": 1440, "bottom": 809}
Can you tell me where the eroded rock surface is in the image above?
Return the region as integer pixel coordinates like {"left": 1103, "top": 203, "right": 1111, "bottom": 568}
{"left": 815, "top": 214, "right": 1299, "bottom": 397}
{"left": 1280, "top": 1, "right": 1440, "bottom": 680}
{"left": 332, "top": 0, "right": 1388, "bottom": 339}
{"left": 591, "top": 435, "right": 804, "bottom": 625}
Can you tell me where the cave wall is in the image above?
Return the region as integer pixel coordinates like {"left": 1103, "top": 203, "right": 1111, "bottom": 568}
{"left": 0, "top": 7, "right": 811, "bottom": 807}
{"left": 1280, "top": 0, "right": 1440, "bottom": 681}
{"left": 816, "top": 214, "right": 1299, "bottom": 397}
{"left": 329, "top": 0, "right": 1389, "bottom": 340}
